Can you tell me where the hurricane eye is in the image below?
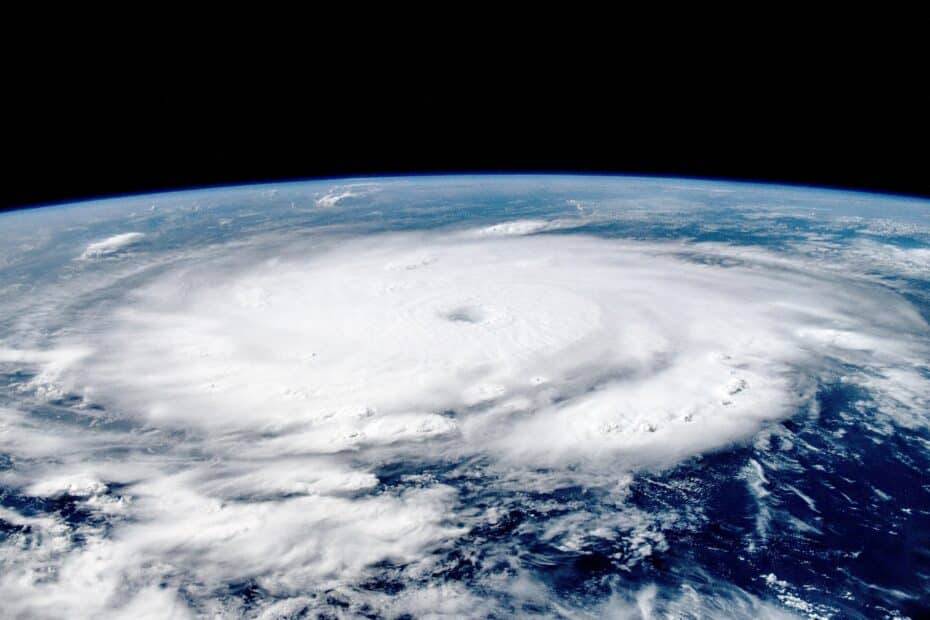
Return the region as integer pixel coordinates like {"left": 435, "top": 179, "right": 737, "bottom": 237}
{"left": 443, "top": 305, "right": 485, "bottom": 324}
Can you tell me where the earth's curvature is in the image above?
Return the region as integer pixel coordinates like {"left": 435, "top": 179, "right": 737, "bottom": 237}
{"left": 1, "top": 175, "right": 929, "bottom": 619}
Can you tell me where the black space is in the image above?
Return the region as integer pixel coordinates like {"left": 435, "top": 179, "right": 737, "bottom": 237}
{"left": 4, "top": 65, "right": 928, "bottom": 212}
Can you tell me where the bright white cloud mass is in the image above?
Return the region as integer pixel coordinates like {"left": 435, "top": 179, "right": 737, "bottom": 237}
{"left": 1, "top": 180, "right": 929, "bottom": 618}
{"left": 79, "top": 232, "right": 145, "bottom": 259}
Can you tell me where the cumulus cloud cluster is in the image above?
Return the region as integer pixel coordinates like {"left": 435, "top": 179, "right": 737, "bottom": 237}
{"left": 2, "top": 220, "right": 929, "bottom": 617}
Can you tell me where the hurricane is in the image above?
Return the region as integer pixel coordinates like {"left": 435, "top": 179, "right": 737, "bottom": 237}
{"left": 1, "top": 176, "right": 928, "bottom": 618}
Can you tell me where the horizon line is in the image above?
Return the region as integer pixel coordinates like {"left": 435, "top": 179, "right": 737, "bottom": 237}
{"left": 4, "top": 171, "right": 930, "bottom": 215}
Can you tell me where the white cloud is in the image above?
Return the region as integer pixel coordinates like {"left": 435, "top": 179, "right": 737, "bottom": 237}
{"left": 471, "top": 219, "right": 554, "bottom": 236}
{"left": 58, "top": 233, "right": 929, "bottom": 458}
{"left": 80, "top": 232, "right": 145, "bottom": 259}
{"left": 313, "top": 184, "right": 379, "bottom": 208}
{"left": 315, "top": 189, "right": 358, "bottom": 207}
{"left": 2, "top": 223, "right": 929, "bottom": 617}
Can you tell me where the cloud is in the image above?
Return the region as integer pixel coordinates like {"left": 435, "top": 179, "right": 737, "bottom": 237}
{"left": 2, "top": 223, "right": 929, "bottom": 616}
{"left": 313, "top": 184, "right": 379, "bottom": 208}
{"left": 315, "top": 190, "right": 358, "bottom": 207}
{"left": 470, "top": 219, "right": 554, "bottom": 236}
{"left": 79, "top": 232, "right": 145, "bottom": 259}
{"left": 59, "top": 233, "right": 929, "bottom": 457}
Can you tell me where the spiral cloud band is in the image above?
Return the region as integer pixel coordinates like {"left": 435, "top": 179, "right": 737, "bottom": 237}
{"left": 1, "top": 201, "right": 929, "bottom": 617}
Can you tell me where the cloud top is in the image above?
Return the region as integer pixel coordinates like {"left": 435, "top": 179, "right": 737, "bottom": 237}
{"left": 2, "top": 219, "right": 928, "bottom": 617}
{"left": 80, "top": 232, "right": 145, "bottom": 259}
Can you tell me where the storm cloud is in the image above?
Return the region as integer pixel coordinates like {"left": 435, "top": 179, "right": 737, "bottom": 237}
{"left": 1, "top": 215, "right": 928, "bottom": 617}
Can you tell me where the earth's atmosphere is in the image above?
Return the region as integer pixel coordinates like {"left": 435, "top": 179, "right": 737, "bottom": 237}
{"left": 1, "top": 176, "right": 929, "bottom": 619}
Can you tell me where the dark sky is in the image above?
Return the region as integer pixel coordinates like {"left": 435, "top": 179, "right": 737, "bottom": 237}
{"left": 4, "top": 70, "right": 928, "bottom": 212}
